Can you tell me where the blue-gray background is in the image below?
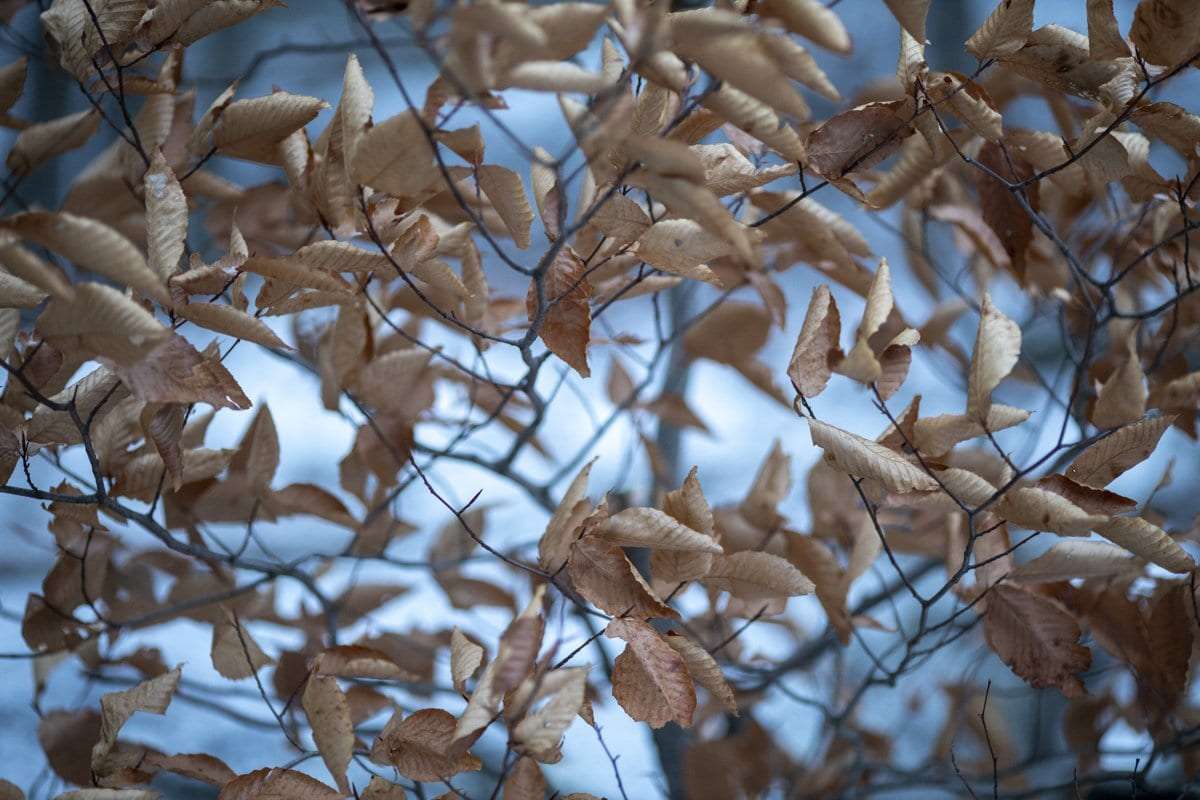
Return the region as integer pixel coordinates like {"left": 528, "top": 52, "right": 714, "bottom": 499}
{"left": 2, "top": 1, "right": 1198, "bottom": 797}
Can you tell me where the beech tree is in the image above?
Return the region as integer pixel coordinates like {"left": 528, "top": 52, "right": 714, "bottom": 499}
{"left": 1, "top": 0, "right": 1200, "bottom": 797}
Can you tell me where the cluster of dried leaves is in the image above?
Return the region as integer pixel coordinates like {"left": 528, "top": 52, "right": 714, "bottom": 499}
{"left": 1, "top": 0, "right": 1199, "bottom": 797}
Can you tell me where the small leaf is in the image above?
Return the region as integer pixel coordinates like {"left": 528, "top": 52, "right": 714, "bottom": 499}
{"left": 527, "top": 247, "right": 591, "bottom": 377}
{"left": 966, "top": 0, "right": 1035, "bottom": 60}
{"left": 598, "top": 507, "right": 724, "bottom": 553}
{"left": 302, "top": 674, "right": 354, "bottom": 794}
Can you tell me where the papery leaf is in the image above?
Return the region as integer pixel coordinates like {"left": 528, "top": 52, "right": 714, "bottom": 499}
{"left": 788, "top": 284, "right": 842, "bottom": 398}
{"left": 92, "top": 666, "right": 181, "bottom": 773}
{"left": 702, "top": 551, "right": 815, "bottom": 601}
{"left": 568, "top": 534, "right": 679, "bottom": 619}
{"left": 1009, "top": 540, "right": 1139, "bottom": 583}
{"left": 598, "top": 507, "right": 723, "bottom": 553}
{"left": 807, "top": 418, "right": 938, "bottom": 492}
{"left": 144, "top": 150, "right": 188, "bottom": 280}
{"left": 967, "top": 293, "right": 1021, "bottom": 421}
{"left": 302, "top": 674, "right": 354, "bottom": 793}
{"left": 6, "top": 109, "right": 98, "bottom": 173}
{"left": 211, "top": 613, "right": 273, "bottom": 679}
{"left": 1130, "top": 0, "right": 1200, "bottom": 67}
{"left": 477, "top": 164, "right": 535, "bottom": 249}
{"left": 966, "top": 0, "right": 1035, "bottom": 60}
{"left": 807, "top": 102, "right": 912, "bottom": 179}
{"left": 377, "top": 708, "right": 482, "bottom": 781}
{"left": 606, "top": 618, "right": 696, "bottom": 728}
{"left": 1066, "top": 416, "right": 1172, "bottom": 488}
{"left": 527, "top": 246, "right": 591, "bottom": 377}
{"left": 5, "top": 213, "right": 168, "bottom": 305}
{"left": 218, "top": 768, "right": 343, "bottom": 800}
{"left": 1087, "top": 0, "right": 1131, "bottom": 60}
{"left": 984, "top": 584, "right": 1090, "bottom": 697}
{"left": 450, "top": 628, "right": 485, "bottom": 693}
{"left": 512, "top": 666, "right": 587, "bottom": 760}
{"left": 176, "top": 302, "right": 289, "bottom": 350}
{"left": 663, "top": 631, "right": 737, "bottom": 713}
{"left": 1094, "top": 516, "right": 1195, "bottom": 574}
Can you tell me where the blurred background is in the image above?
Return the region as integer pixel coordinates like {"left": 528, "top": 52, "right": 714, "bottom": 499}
{"left": 2, "top": 1, "right": 1199, "bottom": 797}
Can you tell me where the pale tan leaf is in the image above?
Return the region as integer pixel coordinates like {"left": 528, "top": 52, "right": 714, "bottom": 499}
{"left": 1094, "top": 516, "right": 1195, "bottom": 574}
{"left": 884, "top": 0, "right": 930, "bottom": 43}
{"left": 144, "top": 150, "right": 187, "bottom": 280}
{"left": 538, "top": 459, "right": 594, "bottom": 571}
{"left": 1066, "top": 415, "right": 1171, "bottom": 488}
{"left": 787, "top": 284, "right": 842, "bottom": 397}
{"left": 339, "top": 53, "right": 374, "bottom": 169}
{"left": 512, "top": 666, "right": 587, "bottom": 760}
{"left": 150, "top": 750, "right": 224, "bottom": 791}
{"left": 504, "top": 61, "right": 610, "bottom": 94}
{"left": 1130, "top": 0, "right": 1200, "bottom": 67}
{"left": 219, "top": 409, "right": 273, "bottom": 493}
{"left": 176, "top": 302, "right": 289, "bottom": 350}
{"left": 92, "top": 665, "right": 181, "bottom": 770}
{"left": 701, "top": 84, "right": 808, "bottom": 162}
{"left": 0, "top": 241, "right": 72, "bottom": 300}
{"left": 1009, "top": 540, "right": 1139, "bottom": 583}
{"left": 243, "top": 256, "right": 353, "bottom": 295}
{"left": 807, "top": 418, "right": 938, "bottom": 492}
{"left": 967, "top": 293, "right": 1021, "bottom": 421}
{"left": 911, "top": 405, "right": 1030, "bottom": 456}
{"left": 995, "top": 486, "right": 1108, "bottom": 536}
{"left": 0, "top": 269, "right": 47, "bottom": 308}
{"left": 984, "top": 584, "right": 1090, "bottom": 697}
{"left": 315, "top": 646, "right": 422, "bottom": 682}
{"left": 1087, "top": 0, "right": 1131, "bottom": 60}
{"left": 1092, "top": 330, "right": 1146, "bottom": 429}
{"left": 289, "top": 241, "right": 390, "bottom": 274}
{"left": 212, "top": 92, "right": 328, "bottom": 153}
{"left": 4, "top": 212, "right": 168, "bottom": 305}
{"left": 683, "top": 301, "right": 771, "bottom": 365}
{"left": 1034, "top": 473, "right": 1135, "bottom": 517}
{"left": 452, "top": 657, "right": 502, "bottom": 745}
{"left": 758, "top": 0, "right": 851, "bottom": 53}
{"left": 934, "top": 72, "right": 1003, "bottom": 142}
{"left": 361, "top": 777, "right": 407, "bottom": 800}
{"left": 351, "top": 111, "right": 439, "bottom": 197}
{"left": 663, "top": 631, "right": 736, "bottom": 713}
{"left": 702, "top": 551, "right": 815, "bottom": 601}
{"left": 302, "top": 674, "right": 353, "bottom": 793}
{"left": 598, "top": 507, "right": 723, "bottom": 553}
{"left": 503, "top": 757, "right": 545, "bottom": 800}
{"left": 6, "top": 109, "right": 98, "bottom": 173}
{"left": 965, "top": 0, "right": 1035, "bottom": 60}
{"left": 450, "top": 628, "right": 485, "bottom": 693}
{"left": 589, "top": 193, "right": 651, "bottom": 245}
{"left": 477, "top": 165, "right": 534, "bottom": 249}
{"left": 653, "top": 467, "right": 717, "bottom": 582}
{"left": 211, "top": 614, "right": 273, "bottom": 679}
{"left": 36, "top": 283, "right": 172, "bottom": 367}
{"left": 635, "top": 219, "right": 727, "bottom": 286}
{"left": 113, "top": 334, "right": 250, "bottom": 410}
